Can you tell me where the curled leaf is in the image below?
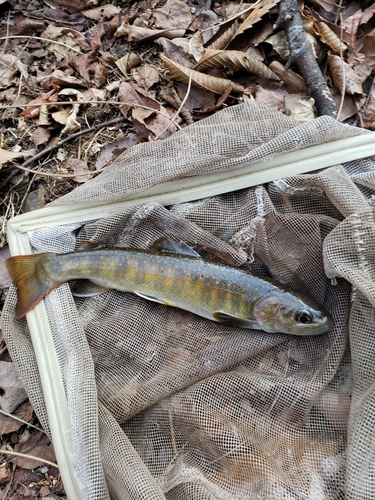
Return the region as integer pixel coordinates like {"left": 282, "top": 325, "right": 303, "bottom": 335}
{"left": 195, "top": 49, "right": 280, "bottom": 81}
{"left": 316, "top": 23, "right": 347, "bottom": 54}
{"left": 232, "top": 0, "right": 281, "bottom": 40}
{"left": 160, "top": 54, "right": 244, "bottom": 94}
{"left": 327, "top": 54, "right": 364, "bottom": 95}
{"left": 115, "top": 52, "right": 141, "bottom": 75}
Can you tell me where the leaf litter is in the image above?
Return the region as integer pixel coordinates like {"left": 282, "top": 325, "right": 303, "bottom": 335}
{"left": 1, "top": 0, "right": 375, "bottom": 496}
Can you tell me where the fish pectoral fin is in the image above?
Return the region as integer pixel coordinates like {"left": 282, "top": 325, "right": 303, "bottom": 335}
{"left": 212, "top": 311, "right": 261, "bottom": 329}
{"left": 71, "top": 280, "right": 112, "bottom": 297}
{"left": 149, "top": 237, "right": 200, "bottom": 258}
{"left": 77, "top": 241, "right": 103, "bottom": 251}
{"left": 134, "top": 291, "right": 167, "bottom": 305}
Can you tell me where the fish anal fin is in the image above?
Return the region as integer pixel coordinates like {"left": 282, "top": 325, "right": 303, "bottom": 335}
{"left": 212, "top": 311, "right": 261, "bottom": 329}
{"left": 71, "top": 280, "right": 112, "bottom": 298}
{"left": 149, "top": 237, "right": 200, "bottom": 258}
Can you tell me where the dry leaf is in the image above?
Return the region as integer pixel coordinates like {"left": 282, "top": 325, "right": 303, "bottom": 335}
{"left": 206, "top": 20, "right": 240, "bottom": 51}
{"left": 41, "top": 25, "right": 81, "bottom": 62}
{"left": 0, "top": 245, "right": 11, "bottom": 288}
{"left": 115, "top": 52, "right": 141, "bottom": 75}
{"left": 62, "top": 158, "right": 93, "bottom": 183}
{"left": 195, "top": 49, "right": 280, "bottom": 81}
{"left": 232, "top": 0, "right": 281, "bottom": 40}
{"left": 127, "top": 26, "right": 185, "bottom": 43}
{"left": 268, "top": 61, "right": 307, "bottom": 93}
{"left": 82, "top": 4, "right": 121, "bottom": 20}
{"left": 0, "top": 400, "right": 34, "bottom": 435}
{"left": 32, "top": 126, "right": 52, "bottom": 147}
{"left": 316, "top": 22, "right": 347, "bottom": 54}
{"left": 362, "top": 86, "right": 375, "bottom": 130}
{"left": 327, "top": 54, "right": 364, "bottom": 95}
{"left": 96, "top": 133, "right": 138, "bottom": 170}
{"left": 153, "top": 0, "right": 192, "bottom": 30}
{"left": 189, "top": 31, "right": 205, "bottom": 63}
{"left": 265, "top": 31, "right": 290, "bottom": 60}
{"left": 0, "top": 148, "right": 34, "bottom": 166}
{"left": 11, "top": 430, "right": 56, "bottom": 469}
{"left": 58, "top": 88, "right": 85, "bottom": 135}
{"left": 154, "top": 37, "right": 192, "bottom": 67}
{"left": 0, "top": 54, "right": 28, "bottom": 88}
{"left": 286, "top": 97, "right": 315, "bottom": 122}
{"left": 51, "top": 108, "right": 71, "bottom": 125}
{"left": 0, "top": 361, "right": 28, "bottom": 413}
{"left": 161, "top": 54, "right": 244, "bottom": 94}
{"left": 132, "top": 65, "right": 160, "bottom": 91}
{"left": 0, "top": 463, "right": 11, "bottom": 485}
{"left": 20, "top": 89, "right": 58, "bottom": 119}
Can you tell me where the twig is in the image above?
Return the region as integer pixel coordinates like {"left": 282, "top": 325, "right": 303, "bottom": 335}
{"left": 155, "top": 74, "right": 192, "bottom": 140}
{"left": 0, "top": 449, "right": 57, "bottom": 468}
{"left": 274, "top": 0, "right": 337, "bottom": 117}
{"left": 0, "top": 116, "right": 126, "bottom": 189}
{"left": 0, "top": 36, "right": 83, "bottom": 54}
{"left": 0, "top": 408, "right": 47, "bottom": 434}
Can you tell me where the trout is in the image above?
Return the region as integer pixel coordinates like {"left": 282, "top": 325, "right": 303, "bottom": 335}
{"left": 6, "top": 239, "right": 333, "bottom": 335}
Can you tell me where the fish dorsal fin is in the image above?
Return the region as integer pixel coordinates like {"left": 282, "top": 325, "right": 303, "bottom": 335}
{"left": 71, "top": 279, "right": 111, "bottom": 297}
{"left": 212, "top": 311, "right": 261, "bottom": 330}
{"left": 77, "top": 241, "right": 103, "bottom": 251}
{"left": 149, "top": 237, "right": 200, "bottom": 258}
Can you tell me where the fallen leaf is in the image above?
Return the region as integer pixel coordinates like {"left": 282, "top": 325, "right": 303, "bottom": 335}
{"left": 62, "top": 158, "right": 93, "bottom": 183}
{"left": 268, "top": 61, "right": 307, "bottom": 93}
{"left": 195, "top": 49, "right": 280, "bottom": 80}
{"left": 0, "top": 400, "right": 34, "bottom": 435}
{"left": 0, "top": 54, "right": 28, "bottom": 88}
{"left": 154, "top": 37, "right": 192, "bottom": 67}
{"left": 69, "top": 51, "right": 98, "bottom": 84}
{"left": 232, "top": 0, "right": 281, "bottom": 40}
{"left": 126, "top": 26, "right": 185, "bottom": 43}
{"left": 0, "top": 463, "right": 11, "bottom": 485}
{"left": 0, "top": 361, "right": 28, "bottom": 414}
{"left": 51, "top": 108, "right": 71, "bottom": 125}
{"left": 22, "top": 185, "right": 47, "bottom": 212}
{"left": 82, "top": 4, "right": 121, "bottom": 21}
{"left": 327, "top": 54, "right": 364, "bottom": 95}
{"left": 95, "top": 133, "right": 139, "bottom": 170}
{"left": 32, "top": 127, "right": 52, "bottom": 147}
{"left": 41, "top": 25, "right": 82, "bottom": 62}
{"left": 115, "top": 52, "right": 141, "bottom": 75}
{"left": 0, "top": 148, "right": 35, "bottom": 166}
{"left": 38, "top": 70, "right": 85, "bottom": 90}
{"left": 362, "top": 86, "right": 375, "bottom": 130}
{"left": 153, "top": 0, "right": 192, "bottom": 30}
{"left": 58, "top": 89, "right": 85, "bottom": 135}
{"left": 188, "top": 31, "right": 204, "bottom": 63}
{"left": 11, "top": 430, "right": 56, "bottom": 469}
{"left": 20, "top": 89, "right": 58, "bottom": 119}
{"left": 286, "top": 97, "right": 315, "bottom": 121}
{"left": 161, "top": 54, "right": 244, "bottom": 94}
{"left": 132, "top": 65, "right": 160, "bottom": 91}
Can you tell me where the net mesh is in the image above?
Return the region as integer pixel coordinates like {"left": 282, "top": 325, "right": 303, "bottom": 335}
{"left": 2, "top": 102, "right": 375, "bottom": 499}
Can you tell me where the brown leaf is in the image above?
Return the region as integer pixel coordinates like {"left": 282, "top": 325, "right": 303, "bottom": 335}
{"left": 20, "top": 89, "right": 58, "bottom": 119}
{"left": 362, "top": 86, "right": 375, "bottom": 130}
{"left": 11, "top": 430, "right": 56, "bottom": 469}
{"left": 0, "top": 400, "right": 34, "bottom": 435}
{"left": 126, "top": 26, "right": 185, "bottom": 43}
{"left": 0, "top": 148, "right": 35, "bottom": 166}
{"left": 268, "top": 61, "right": 307, "bottom": 93}
{"left": 115, "top": 52, "right": 141, "bottom": 75}
{"left": 160, "top": 54, "right": 244, "bottom": 94}
{"left": 195, "top": 49, "right": 280, "bottom": 81}
{"left": 232, "top": 0, "right": 281, "bottom": 40}
{"left": 62, "top": 158, "right": 93, "bottom": 183}
{"left": 95, "top": 133, "right": 139, "bottom": 170}
{"left": 0, "top": 54, "right": 28, "bottom": 88}
{"left": 316, "top": 22, "right": 347, "bottom": 54}
{"left": 153, "top": 0, "right": 192, "bottom": 30}
{"left": 82, "top": 4, "right": 121, "bottom": 21}
{"left": 0, "top": 361, "right": 28, "bottom": 414}
{"left": 327, "top": 54, "right": 364, "bottom": 95}
{"left": 207, "top": 20, "right": 241, "bottom": 51}
{"left": 32, "top": 127, "right": 52, "bottom": 147}
{"left": 69, "top": 51, "right": 98, "bottom": 84}
{"left": 38, "top": 70, "right": 85, "bottom": 90}
{"left": 132, "top": 65, "right": 160, "bottom": 91}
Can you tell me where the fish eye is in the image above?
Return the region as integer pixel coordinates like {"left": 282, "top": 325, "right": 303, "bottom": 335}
{"left": 294, "top": 309, "right": 313, "bottom": 324}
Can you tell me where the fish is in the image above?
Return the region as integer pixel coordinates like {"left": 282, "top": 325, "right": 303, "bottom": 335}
{"left": 5, "top": 239, "right": 334, "bottom": 335}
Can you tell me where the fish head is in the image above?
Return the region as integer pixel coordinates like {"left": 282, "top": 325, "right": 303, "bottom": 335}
{"left": 252, "top": 290, "right": 334, "bottom": 336}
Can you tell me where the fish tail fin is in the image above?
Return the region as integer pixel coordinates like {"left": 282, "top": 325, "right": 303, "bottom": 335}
{"left": 6, "top": 253, "right": 58, "bottom": 318}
